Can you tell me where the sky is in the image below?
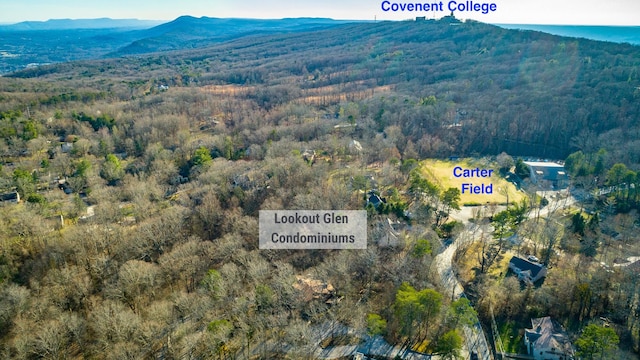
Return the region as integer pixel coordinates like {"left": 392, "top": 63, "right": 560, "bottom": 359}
{"left": 0, "top": 0, "right": 639, "bottom": 25}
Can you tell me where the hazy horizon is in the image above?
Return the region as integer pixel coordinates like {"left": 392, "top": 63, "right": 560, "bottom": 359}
{"left": 1, "top": 0, "right": 639, "bottom": 26}
{"left": 2, "top": 16, "right": 640, "bottom": 28}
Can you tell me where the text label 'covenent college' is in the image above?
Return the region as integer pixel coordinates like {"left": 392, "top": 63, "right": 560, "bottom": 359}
{"left": 381, "top": 1, "right": 497, "bottom": 14}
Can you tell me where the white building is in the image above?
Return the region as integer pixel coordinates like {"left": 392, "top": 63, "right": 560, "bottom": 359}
{"left": 524, "top": 317, "right": 574, "bottom": 360}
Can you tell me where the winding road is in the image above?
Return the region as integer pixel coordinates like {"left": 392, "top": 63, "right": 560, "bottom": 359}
{"left": 434, "top": 222, "right": 493, "bottom": 360}
{"left": 434, "top": 190, "right": 576, "bottom": 360}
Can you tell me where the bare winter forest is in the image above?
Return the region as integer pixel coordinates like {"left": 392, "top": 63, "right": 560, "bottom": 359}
{"left": 1, "top": 18, "right": 640, "bottom": 359}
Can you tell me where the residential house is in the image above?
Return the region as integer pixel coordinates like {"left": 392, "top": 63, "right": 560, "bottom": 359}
{"left": 376, "top": 218, "right": 405, "bottom": 247}
{"left": 508, "top": 256, "right": 548, "bottom": 284}
{"left": 0, "top": 191, "right": 20, "bottom": 204}
{"left": 366, "top": 190, "right": 385, "bottom": 209}
{"left": 524, "top": 317, "right": 574, "bottom": 360}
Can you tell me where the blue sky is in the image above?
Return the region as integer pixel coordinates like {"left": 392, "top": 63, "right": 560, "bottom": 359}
{"left": 1, "top": 0, "right": 639, "bottom": 25}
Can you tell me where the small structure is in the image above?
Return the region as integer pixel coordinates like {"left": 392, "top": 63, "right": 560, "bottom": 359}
{"left": 366, "top": 190, "right": 385, "bottom": 209}
{"left": 523, "top": 161, "right": 569, "bottom": 189}
{"left": 58, "top": 180, "right": 73, "bottom": 194}
{"left": 509, "top": 256, "right": 547, "bottom": 284}
{"left": 524, "top": 317, "right": 574, "bottom": 360}
{"left": 0, "top": 191, "right": 20, "bottom": 204}
{"left": 441, "top": 12, "right": 461, "bottom": 24}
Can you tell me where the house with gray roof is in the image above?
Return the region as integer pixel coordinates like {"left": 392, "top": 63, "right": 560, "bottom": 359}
{"left": 524, "top": 317, "right": 574, "bottom": 360}
{"left": 509, "top": 256, "right": 547, "bottom": 284}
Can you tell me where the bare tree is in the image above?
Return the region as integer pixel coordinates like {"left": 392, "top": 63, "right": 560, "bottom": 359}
{"left": 116, "top": 259, "right": 162, "bottom": 311}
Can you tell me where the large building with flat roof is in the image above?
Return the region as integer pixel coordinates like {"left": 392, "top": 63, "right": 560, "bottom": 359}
{"left": 523, "top": 161, "right": 569, "bottom": 189}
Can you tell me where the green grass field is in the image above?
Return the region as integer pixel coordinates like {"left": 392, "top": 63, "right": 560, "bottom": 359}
{"left": 419, "top": 159, "right": 526, "bottom": 205}
{"left": 498, "top": 319, "right": 528, "bottom": 354}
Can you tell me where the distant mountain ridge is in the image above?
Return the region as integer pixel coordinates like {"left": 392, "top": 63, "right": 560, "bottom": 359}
{"left": 0, "top": 18, "right": 165, "bottom": 31}
{"left": 0, "top": 17, "right": 358, "bottom": 74}
{"left": 496, "top": 24, "right": 640, "bottom": 45}
{"left": 111, "top": 16, "right": 361, "bottom": 55}
{"left": 2, "top": 16, "right": 638, "bottom": 75}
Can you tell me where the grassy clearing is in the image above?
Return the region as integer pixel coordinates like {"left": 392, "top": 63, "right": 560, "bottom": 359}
{"left": 455, "top": 242, "right": 513, "bottom": 283}
{"left": 456, "top": 241, "right": 482, "bottom": 284}
{"left": 419, "top": 159, "right": 526, "bottom": 205}
{"left": 490, "top": 251, "right": 513, "bottom": 279}
{"left": 498, "top": 319, "right": 527, "bottom": 354}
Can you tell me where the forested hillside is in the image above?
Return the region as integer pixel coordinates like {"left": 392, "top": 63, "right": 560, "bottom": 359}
{"left": 109, "top": 16, "right": 358, "bottom": 56}
{"left": 1, "top": 18, "right": 640, "bottom": 359}
{"left": 0, "top": 17, "right": 355, "bottom": 74}
{"left": 8, "top": 19, "right": 640, "bottom": 160}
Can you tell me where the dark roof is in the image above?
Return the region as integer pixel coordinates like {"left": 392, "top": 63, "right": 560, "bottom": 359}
{"left": 525, "top": 331, "right": 542, "bottom": 344}
{"left": 0, "top": 191, "right": 19, "bottom": 201}
{"left": 541, "top": 169, "right": 567, "bottom": 182}
{"left": 510, "top": 256, "right": 545, "bottom": 278}
{"left": 368, "top": 194, "right": 383, "bottom": 206}
{"left": 526, "top": 164, "right": 568, "bottom": 182}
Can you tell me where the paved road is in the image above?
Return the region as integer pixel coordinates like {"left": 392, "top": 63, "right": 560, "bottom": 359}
{"left": 435, "top": 191, "right": 577, "bottom": 360}
{"left": 529, "top": 190, "right": 576, "bottom": 219}
{"left": 435, "top": 222, "right": 493, "bottom": 360}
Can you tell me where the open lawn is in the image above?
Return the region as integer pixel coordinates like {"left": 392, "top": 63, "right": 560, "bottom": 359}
{"left": 455, "top": 242, "right": 514, "bottom": 283}
{"left": 419, "top": 159, "right": 526, "bottom": 205}
{"left": 498, "top": 319, "right": 528, "bottom": 354}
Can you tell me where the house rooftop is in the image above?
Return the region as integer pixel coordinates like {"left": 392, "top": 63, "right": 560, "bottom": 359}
{"left": 525, "top": 317, "right": 574, "bottom": 358}
{"left": 523, "top": 161, "right": 569, "bottom": 186}
{"left": 0, "top": 191, "right": 20, "bottom": 202}
{"left": 523, "top": 161, "right": 564, "bottom": 168}
{"left": 509, "top": 256, "right": 545, "bottom": 278}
